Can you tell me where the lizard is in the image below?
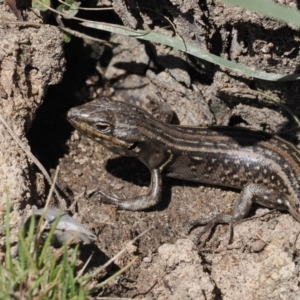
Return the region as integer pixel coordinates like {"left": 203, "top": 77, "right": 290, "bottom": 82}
{"left": 67, "top": 97, "right": 300, "bottom": 237}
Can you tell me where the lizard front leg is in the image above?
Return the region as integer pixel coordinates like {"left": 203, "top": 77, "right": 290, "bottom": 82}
{"left": 97, "top": 169, "right": 163, "bottom": 210}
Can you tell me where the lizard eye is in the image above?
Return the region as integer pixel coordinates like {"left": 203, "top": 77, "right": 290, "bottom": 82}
{"left": 95, "top": 123, "right": 110, "bottom": 132}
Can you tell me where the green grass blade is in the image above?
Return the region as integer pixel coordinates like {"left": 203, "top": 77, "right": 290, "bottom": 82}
{"left": 37, "top": 214, "right": 60, "bottom": 267}
{"left": 219, "top": 0, "right": 300, "bottom": 28}
{"left": 81, "top": 21, "right": 300, "bottom": 81}
{"left": 17, "top": 229, "right": 38, "bottom": 271}
{"left": 5, "top": 192, "right": 12, "bottom": 271}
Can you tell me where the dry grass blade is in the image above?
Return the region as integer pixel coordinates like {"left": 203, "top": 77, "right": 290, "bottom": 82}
{"left": 0, "top": 18, "right": 42, "bottom": 26}
{"left": 0, "top": 113, "right": 66, "bottom": 209}
{"left": 96, "top": 256, "right": 138, "bottom": 289}
{"left": 91, "top": 227, "right": 153, "bottom": 278}
{"left": 57, "top": 0, "right": 114, "bottom": 11}
{"left": 59, "top": 26, "right": 116, "bottom": 47}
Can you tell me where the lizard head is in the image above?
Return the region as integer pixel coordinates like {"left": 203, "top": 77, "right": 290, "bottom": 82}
{"left": 67, "top": 98, "right": 154, "bottom": 157}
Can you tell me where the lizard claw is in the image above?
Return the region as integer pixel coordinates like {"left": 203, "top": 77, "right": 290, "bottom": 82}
{"left": 111, "top": 190, "right": 120, "bottom": 199}
{"left": 98, "top": 189, "right": 120, "bottom": 205}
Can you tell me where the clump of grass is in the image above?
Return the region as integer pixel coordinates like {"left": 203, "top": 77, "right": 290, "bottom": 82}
{"left": 0, "top": 194, "right": 91, "bottom": 300}
{"left": 0, "top": 192, "right": 148, "bottom": 299}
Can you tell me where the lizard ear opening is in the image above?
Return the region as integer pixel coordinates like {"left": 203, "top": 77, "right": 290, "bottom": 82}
{"left": 128, "top": 142, "right": 139, "bottom": 151}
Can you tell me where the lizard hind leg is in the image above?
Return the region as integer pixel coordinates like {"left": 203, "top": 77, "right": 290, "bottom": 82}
{"left": 189, "top": 183, "right": 294, "bottom": 246}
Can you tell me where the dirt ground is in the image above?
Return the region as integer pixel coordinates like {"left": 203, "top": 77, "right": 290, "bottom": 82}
{"left": 2, "top": 0, "right": 300, "bottom": 299}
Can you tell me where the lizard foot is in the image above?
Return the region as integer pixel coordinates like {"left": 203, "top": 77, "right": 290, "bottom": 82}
{"left": 188, "top": 213, "right": 234, "bottom": 246}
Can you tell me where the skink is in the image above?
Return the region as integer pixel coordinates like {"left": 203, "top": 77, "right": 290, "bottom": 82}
{"left": 67, "top": 97, "right": 300, "bottom": 228}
